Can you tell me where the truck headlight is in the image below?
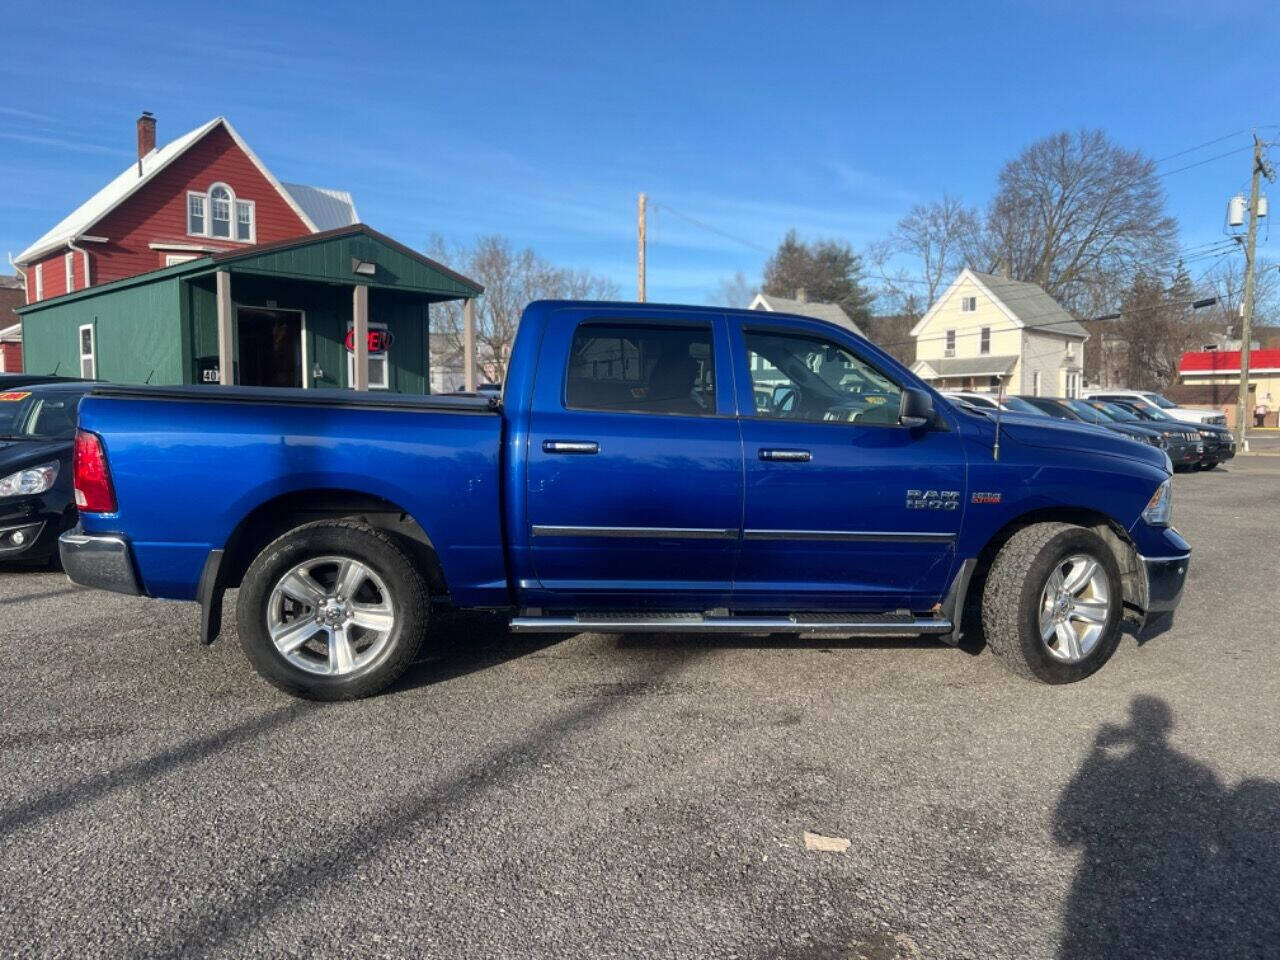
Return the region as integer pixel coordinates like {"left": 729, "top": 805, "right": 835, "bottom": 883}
{"left": 0, "top": 462, "right": 59, "bottom": 497}
{"left": 1143, "top": 478, "right": 1173, "bottom": 527}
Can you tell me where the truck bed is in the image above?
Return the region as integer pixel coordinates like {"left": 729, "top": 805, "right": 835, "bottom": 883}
{"left": 74, "top": 384, "right": 509, "bottom": 606}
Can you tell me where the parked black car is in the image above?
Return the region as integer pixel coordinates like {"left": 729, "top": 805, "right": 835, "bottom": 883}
{"left": 1107, "top": 398, "right": 1235, "bottom": 470}
{"left": 0, "top": 382, "right": 94, "bottom": 564}
{"left": 1016, "top": 396, "right": 1203, "bottom": 470}
{"left": 0, "top": 373, "right": 88, "bottom": 390}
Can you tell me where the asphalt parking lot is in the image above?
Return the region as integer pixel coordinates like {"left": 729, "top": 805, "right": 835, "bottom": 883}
{"left": 3, "top": 460, "right": 1279, "bottom": 960}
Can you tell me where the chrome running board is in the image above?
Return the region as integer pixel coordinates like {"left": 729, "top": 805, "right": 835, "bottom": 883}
{"left": 509, "top": 612, "right": 952, "bottom": 636}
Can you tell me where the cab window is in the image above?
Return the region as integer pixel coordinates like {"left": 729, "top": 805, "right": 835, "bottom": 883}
{"left": 743, "top": 330, "right": 901, "bottom": 425}
{"left": 565, "top": 323, "right": 716, "bottom": 416}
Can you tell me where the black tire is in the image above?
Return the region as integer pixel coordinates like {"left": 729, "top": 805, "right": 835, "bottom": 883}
{"left": 236, "top": 519, "right": 428, "bottom": 701}
{"left": 981, "top": 522, "right": 1123, "bottom": 684}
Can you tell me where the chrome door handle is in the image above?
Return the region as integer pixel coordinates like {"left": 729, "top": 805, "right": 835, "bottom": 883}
{"left": 542, "top": 440, "right": 599, "bottom": 454}
{"left": 759, "top": 448, "right": 811, "bottom": 462}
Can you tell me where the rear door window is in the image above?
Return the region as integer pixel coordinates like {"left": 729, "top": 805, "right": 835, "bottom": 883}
{"left": 565, "top": 323, "right": 716, "bottom": 416}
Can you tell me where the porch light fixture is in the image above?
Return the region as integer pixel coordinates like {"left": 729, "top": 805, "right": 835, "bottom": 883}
{"left": 352, "top": 258, "right": 377, "bottom": 276}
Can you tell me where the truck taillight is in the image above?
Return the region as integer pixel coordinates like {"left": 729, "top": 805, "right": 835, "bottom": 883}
{"left": 73, "top": 429, "right": 117, "bottom": 513}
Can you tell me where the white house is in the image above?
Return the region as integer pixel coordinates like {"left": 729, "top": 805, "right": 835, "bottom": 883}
{"left": 909, "top": 269, "right": 1088, "bottom": 397}
{"left": 748, "top": 291, "right": 865, "bottom": 337}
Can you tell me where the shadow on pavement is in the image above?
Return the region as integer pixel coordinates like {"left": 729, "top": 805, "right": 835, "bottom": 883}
{"left": 0, "top": 585, "right": 82, "bottom": 605}
{"left": 388, "top": 609, "right": 570, "bottom": 694}
{"left": 120, "top": 648, "right": 701, "bottom": 960}
{"left": 0, "top": 703, "right": 317, "bottom": 840}
{"left": 1056, "top": 695, "right": 1280, "bottom": 959}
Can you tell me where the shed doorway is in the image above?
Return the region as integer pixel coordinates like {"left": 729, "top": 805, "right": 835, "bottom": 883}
{"left": 238, "top": 307, "right": 305, "bottom": 388}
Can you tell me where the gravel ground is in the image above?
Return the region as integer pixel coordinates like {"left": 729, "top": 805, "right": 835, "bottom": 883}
{"left": 2, "top": 459, "right": 1278, "bottom": 960}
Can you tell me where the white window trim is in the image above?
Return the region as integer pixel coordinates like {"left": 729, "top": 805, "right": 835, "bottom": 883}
{"left": 65, "top": 252, "right": 75, "bottom": 293}
{"left": 961, "top": 295, "right": 977, "bottom": 312}
{"left": 187, "top": 191, "right": 206, "bottom": 237}
{"left": 165, "top": 254, "right": 199, "bottom": 266}
{"left": 944, "top": 329, "right": 956, "bottom": 357}
{"left": 234, "top": 198, "right": 257, "bottom": 243}
{"left": 79, "top": 323, "right": 97, "bottom": 380}
{"left": 1032, "top": 371, "right": 1041, "bottom": 397}
{"left": 979, "top": 326, "right": 991, "bottom": 355}
{"left": 348, "top": 321, "right": 391, "bottom": 390}
{"left": 34, "top": 262, "right": 44, "bottom": 301}
{"left": 186, "top": 182, "right": 255, "bottom": 244}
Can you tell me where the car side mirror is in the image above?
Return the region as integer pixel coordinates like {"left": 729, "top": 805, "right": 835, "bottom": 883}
{"left": 899, "top": 388, "right": 934, "bottom": 429}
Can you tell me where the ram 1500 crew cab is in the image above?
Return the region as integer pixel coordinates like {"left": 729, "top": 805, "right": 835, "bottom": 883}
{"left": 61, "top": 301, "right": 1190, "bottom": 699}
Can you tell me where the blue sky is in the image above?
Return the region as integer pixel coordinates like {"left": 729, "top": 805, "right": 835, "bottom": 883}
{"left": 1, "top": 0, "right": 1276, "bottom": 304}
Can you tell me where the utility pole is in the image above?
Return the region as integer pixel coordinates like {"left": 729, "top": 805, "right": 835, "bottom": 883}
{"left": 637, "top": 192, "right": 647, "bottom": 302}
{"left": 1235, "top": 134, "right": 1275, "bottom": 450}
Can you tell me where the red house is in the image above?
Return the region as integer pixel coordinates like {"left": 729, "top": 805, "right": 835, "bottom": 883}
{"left": 0, "top": 276, "right": 23, "bottom": 372}
{"left": 14, "top": 112, "right": 357, "bottom": 304}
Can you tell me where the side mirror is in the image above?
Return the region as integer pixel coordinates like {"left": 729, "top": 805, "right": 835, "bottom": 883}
{"left": 899, "top": 388, "right": 934, "bottom": 429}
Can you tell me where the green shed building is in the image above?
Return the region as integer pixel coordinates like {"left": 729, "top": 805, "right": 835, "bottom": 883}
{"left": 16, "top": 224, "right": 481, "bottom": 393}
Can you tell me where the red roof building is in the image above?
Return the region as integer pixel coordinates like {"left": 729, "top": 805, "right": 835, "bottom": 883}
{"left": 1179, "top": 349, "right": 1280, "bottom": 376}
{"left": 14, "top": 113, "right": 357, "bottom": 305}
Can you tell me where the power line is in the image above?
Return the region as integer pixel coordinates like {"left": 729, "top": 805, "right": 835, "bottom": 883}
{"left": 648, "top": 202, "right": 772, "bottom": 255}
{"left": 1155, "top": 129, "right": 1250, "bottom": 164}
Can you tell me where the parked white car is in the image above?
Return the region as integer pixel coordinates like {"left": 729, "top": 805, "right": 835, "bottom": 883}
{"left": 1084, "top": 389, "right": 1227, "bottom": 426}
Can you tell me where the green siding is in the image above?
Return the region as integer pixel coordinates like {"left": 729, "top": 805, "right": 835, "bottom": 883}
{"left": 18, "top": 228, "right": 459, "bottom": 393}
{"left": 20, "top": 278, "right": 184, "bottom": 384}
{"left": 208, "top": 233, "right": 478, "bottom": 299}
{"left": 186, "top": 275, "right": 430, "bottom": 393}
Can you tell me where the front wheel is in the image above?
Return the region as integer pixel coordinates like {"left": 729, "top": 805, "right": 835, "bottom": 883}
{"left": 981, "top": 523, "right": 1123, "bottom": 684}
{"left": 236, "top": 520, "right": 428, "bottom": 700}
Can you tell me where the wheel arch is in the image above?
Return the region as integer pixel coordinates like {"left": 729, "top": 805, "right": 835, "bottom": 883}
{"left": 199, "top": 488, "right": 448, "bottom": 645}
{"left": 969, "top": 506, "right": 1144, "bottom": 619}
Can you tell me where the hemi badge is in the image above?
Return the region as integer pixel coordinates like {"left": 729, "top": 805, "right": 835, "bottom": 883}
{"left": 972, "top": 491, "right": 1002, "bottom": 504}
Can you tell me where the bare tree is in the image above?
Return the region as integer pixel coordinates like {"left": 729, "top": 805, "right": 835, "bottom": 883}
{"left": 1202, "top": 254, "right": 1280, "bottom": 339}
{"left": 868, "top": 195, "right": 980, "bottom": 315}
{"left": 979, "top": 130, "right": 1178, "bottom": 312}
{"left": 427, "top": 235, "right": 618, "bottom": 387}
{"left": 710, "top": 271, "right": 756, "bottom": 308}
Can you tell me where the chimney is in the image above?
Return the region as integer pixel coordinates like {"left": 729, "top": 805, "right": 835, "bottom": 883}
{"left": 136, "top": 111, "right": 156, "bottom": 160}
{"left": 795, "top": 287, "right": 808, "bottom": 304}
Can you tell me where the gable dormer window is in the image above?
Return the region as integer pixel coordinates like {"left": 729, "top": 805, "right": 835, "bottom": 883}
{"left": 961, "top": 296, "right": 977, "bottom": 312}
{"left": 187, "top": 183, "right": 255, "bottom": 243}
{"left": 210, "top": 184, "right": 232, "bottom": 238}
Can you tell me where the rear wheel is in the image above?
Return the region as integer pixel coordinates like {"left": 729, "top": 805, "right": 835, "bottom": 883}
{"left": 981, "top": 523, "right": 1123, "bottom": 684}
{"left": 236, "top": 520, "right": 428, "bottom": 700}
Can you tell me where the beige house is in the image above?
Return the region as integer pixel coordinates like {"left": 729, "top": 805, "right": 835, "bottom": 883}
{"left": 909, "top": 269, "right": 1088, "bottom": 397}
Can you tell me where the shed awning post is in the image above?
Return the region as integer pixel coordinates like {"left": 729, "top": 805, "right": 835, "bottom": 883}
{"left": 463, "top": 298, "right": 476, "bottom": 392}
{"left": 216, "top": 269, "right": 233, "bottom": 386}
{"left": 352, "top": 283, "right": 369, "bottom": 390}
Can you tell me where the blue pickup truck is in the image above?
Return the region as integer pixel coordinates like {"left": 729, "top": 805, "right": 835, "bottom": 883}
{"left": 60, "top": 301, "right": 1189, "bottom": 700}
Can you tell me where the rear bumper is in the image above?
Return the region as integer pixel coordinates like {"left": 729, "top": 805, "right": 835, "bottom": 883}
{"left": 59, "top": 530, "right": 141, "bottom": 596}
{"left": 1138, "top": 551, "right": 1190, "bottom": 614}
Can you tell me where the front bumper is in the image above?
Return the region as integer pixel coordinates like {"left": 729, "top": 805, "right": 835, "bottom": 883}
{"left": 1137, "top": 551, "right": 1190, "bottom": 614}
{"left": 59, "top": 530, "right": 141, "bottom": 596}
{"left": 0, "top": 519, "right": 48, "bottom": 558}
{"left": 1166, "top": 440, "right": 1203, "bottom": 466}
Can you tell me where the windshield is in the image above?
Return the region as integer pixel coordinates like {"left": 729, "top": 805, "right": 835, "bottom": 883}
{"left": 1000, "top": 396, "right": 1047, "bottom": 415}
{"left": 0, "top": 391, "right": 82, "bottom": 440}
{"left": 1143, "top": 392, "right": 1178, "bottom": 409}
{"left": 1062, "top": 398, "right": 1114, "bottom": 422}
{"left": 1122, "top": 402, "right": 1171, "bottom": 421}
{"left": 1089, "top": 400, "right": 1140, "bottom": 422}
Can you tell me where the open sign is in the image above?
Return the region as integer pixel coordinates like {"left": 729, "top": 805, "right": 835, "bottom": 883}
{"left": 344, "top": 328, "right": 394, "bottom": 354}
